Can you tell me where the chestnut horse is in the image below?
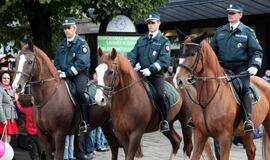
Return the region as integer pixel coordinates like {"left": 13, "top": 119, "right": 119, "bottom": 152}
{"left": 11, "top": 40, "right": 120, "bottom": 160}
{"left": 174, "top": 32, "right": 270, "bottom": 160}
{"left": 94, "top": 48, "right": 214, "bottom": 160}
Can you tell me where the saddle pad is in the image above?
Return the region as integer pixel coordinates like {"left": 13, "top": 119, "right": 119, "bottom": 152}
{"left": 229, "top": 82, "right": 260, "bottom": 105}
{"left": 87, "top": 83, "right": 97, "bottom": 105}
{"left": 144, "top": 81, "right": 180, "bottom": 108}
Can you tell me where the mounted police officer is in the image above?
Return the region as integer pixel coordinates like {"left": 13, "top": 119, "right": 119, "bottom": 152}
{"left": 211, "top": 4, "right": 263, "bottom": 133}
{"left": 128, "top": 12, "right": 171, "bottom": 133}
{"left": 54, "top": 17, "right": 91, "bottom": 134}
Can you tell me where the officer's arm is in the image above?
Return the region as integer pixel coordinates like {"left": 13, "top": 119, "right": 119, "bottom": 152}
{"left": 248, "top": 30, "right": 263, "bottom": 69}
{"left": 210, "top": 32, "right": 219, "bottom": 55}
{"left": 65, "top": 44, "right": 90, "bottom": 77}
{"left": 54, "top": 47, "right": 61, "bottom": 70}
{"left": 149, "top": 40, "right": 171, "bottom": 73}
{"left": 127, "top": 40, "right": 139, "bottom": 67}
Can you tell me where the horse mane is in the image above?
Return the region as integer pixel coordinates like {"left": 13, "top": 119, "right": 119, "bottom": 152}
{"left": 201, "top": 40, "right": 224, "bottom": 76}
{"left": 22, "top": 44, "right": 59, "bottom": 81}
{"left": 115, "top": 53, "right": 139, "bottom": 85}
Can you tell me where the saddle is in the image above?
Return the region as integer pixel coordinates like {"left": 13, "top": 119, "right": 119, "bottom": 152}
{"left": 142, "top": 79, "right": 180, "bottom": 110}
{"left": 225, "top": 70, "right": 260, "bottom": 105}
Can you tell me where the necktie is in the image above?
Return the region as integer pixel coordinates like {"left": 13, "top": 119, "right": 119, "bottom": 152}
{"left": 230, "top": 26, "right": 234, "bottom": 32}
{"left": 149, "top": 34, "right": 153, "bottom": 40}
{"left": 67, "top": 41, "right": 72, "bottom": 47}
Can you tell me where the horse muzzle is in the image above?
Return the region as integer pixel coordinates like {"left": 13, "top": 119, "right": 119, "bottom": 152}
{"left": 95, "top": 89, "right": 108, "bottom": 106}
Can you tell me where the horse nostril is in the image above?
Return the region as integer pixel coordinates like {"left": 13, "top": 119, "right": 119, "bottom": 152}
{"left": 101, "top": 97, "right": 105, "bottom": 104}
{"left": 178, "top": 79, "right": 183, "bottom": 87}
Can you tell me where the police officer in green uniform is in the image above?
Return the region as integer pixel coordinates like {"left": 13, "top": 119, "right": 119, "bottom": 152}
{"left": 54, "top": 17, "right": 91, "bottom": 134}
{"left": 211, "top": 4, "right": 263, "bottom": 133}
{"left": 128, "top": 12, "right": 171, "bottom": 133}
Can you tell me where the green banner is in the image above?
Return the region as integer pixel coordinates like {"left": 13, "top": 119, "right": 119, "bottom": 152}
{"left": 97, "top": 36, "right": 139, "bottom": 57}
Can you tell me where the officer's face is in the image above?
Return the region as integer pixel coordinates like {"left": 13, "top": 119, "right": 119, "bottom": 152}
{"left": 63, "top": 25, "right": 77, "bottom": 38}
{"left": 147, "top": 20, "right": 160, "bottom": 32}
{"left": 227, "top": 12, "right": 242, "bottom": 24}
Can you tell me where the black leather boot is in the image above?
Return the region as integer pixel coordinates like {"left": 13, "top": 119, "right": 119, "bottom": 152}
{"left": 242, "top": 91, "right": 254, "bottom": 133}
{"left": 159, "top": 96, "right": 170, "bottom": 133}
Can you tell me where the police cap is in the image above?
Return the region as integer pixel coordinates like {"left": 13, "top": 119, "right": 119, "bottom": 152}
{"left": 146, "top": 12, "right": 160, "bottom": 22}
{"left": 62, "top": 17, "right": 76, "bottom": 26}
{"left": 227, "top": 3, "right": 243, "bottom": 13}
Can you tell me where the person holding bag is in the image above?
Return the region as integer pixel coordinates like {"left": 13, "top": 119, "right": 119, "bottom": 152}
{"left": 0, "top": 71, "right": 18, "bottom": 143}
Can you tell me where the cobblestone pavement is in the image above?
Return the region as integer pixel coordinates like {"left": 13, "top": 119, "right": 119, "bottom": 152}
{"left": 93, "top": 122, "right": 262, "bottom": 160}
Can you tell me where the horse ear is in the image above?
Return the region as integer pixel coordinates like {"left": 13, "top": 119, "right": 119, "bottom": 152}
{"left": 175, "top": 27, "right": 186, "bottom": 42}
{"left": 15, "top": 39, "right": 23, "bottom": 50}
{"left": 27, "top": 39, "right": 34, "bottom": 52}
{"left": 98, "top": 48, "right": 103, "bottom": 57}
{"left": 111, "top": 48, "right": 117, "bottom": 60}
{"left": 193, "top": 32, "right": 207, "bottom": 44}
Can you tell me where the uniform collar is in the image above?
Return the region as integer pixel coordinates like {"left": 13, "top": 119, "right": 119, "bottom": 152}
{"left": 144, "top": 31, "right": 162, "bottom": 41}
{"left": 230, "top": 21, "right": 240, "bottom": 30}
{"left": 149, "top": 30, "right": 159, "bottom": 39}
{"left": 67, "top": 34, "right": 76, "bottom": 44}
{"left": 223, "top": 22, "right": 244, "bottom": 32}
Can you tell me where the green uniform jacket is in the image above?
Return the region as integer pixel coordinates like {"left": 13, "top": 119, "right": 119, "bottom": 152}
{"left": 128, "top": 31, "right": 171, "bottom": 73}
{"left": 54, "top": 35, "right": 90, "bottom": 77}
{"left": 211, "top": 22, "right": 263, "bottom": 69}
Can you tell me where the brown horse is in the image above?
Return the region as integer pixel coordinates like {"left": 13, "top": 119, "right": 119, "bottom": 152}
{"left": 11, "top": 40, "right": 120, "bottom": 160}
{"left": 94, "top": 48, "right": 215, "bottom": 160}
{"left": 174, "top": 32, "right": 270, "bottom": 160}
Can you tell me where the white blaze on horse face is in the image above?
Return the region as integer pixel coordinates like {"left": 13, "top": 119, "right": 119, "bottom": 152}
{"left": 95, "top": 63, "right": 108, "bottom": 106}
{"left": 12, "top": 54, "right": 27, "bottom": 90}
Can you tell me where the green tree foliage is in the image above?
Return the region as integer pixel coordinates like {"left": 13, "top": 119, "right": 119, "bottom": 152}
{"left": 0, "top": 0, "right": 167, "bottom": 58}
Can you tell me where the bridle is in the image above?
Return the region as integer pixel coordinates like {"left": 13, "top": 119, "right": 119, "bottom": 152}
{"left": 96, "top": 61, "right": 145, "bottom": 98}
{"left": 15, "top": 51, "right": 58, "bottom": 108}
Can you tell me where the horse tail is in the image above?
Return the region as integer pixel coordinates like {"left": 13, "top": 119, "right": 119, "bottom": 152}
{"left": 262, "top": 127, "right": 270, "bottom": 160}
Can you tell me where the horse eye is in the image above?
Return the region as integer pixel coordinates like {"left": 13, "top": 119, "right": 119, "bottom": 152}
{"left": 107, "top": 70, "right": 114, "bottom": 75}
{"left": 28, "top": 60, "right": 33, "bottom": 64}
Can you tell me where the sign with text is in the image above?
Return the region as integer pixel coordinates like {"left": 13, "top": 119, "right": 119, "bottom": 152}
{"left": 97, "top": 35, "right": 140, "bottom": 57}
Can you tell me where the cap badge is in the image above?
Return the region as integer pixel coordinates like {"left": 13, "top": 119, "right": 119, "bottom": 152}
{"left": 149, "top": 14, "right": 152, "bottom": 18}
{"left": 229, "top": 4, "right": 233, "bottom": 8}
{"left": 65, "top": 20, "right": 68, "bottom": 23}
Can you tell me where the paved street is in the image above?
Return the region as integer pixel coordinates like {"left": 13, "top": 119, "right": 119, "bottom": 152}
{"left": 93, "top": 122, "right": 262, "bottom": 160}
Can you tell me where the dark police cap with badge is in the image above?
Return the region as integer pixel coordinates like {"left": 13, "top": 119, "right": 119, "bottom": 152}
{"left": 146, "top": 12, "right": 160, "bottom": 22}
{"left": 62, "top": 17, "right": 76, "bottom": 26}
{"left": 227, "top": 3, "right": 243, "bottom": 13}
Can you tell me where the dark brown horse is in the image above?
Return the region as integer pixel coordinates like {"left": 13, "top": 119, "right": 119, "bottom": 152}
{"left": 94, "top": 48, "right": 214, "bottom": 160}
{"left": 174, "top": 32, "right": 270, "bottom": 160}
{"left": 12, "top": 40, "right": 120, "bottom": 160}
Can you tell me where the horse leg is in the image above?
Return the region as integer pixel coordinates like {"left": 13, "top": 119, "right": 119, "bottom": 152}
{"left": 101, "top": 121, "right": 119, "bottom": 160}
{"left": 262, "top": 118, "right": 270, "bottom": 160}
{"left": 53, "top": 131, "right": 66, "bottom": 160}
{"left": 191, "top": 129, "right": 208, "bottom": 160}
{"left": 178, "top": 114, "right": 193, "bottom": 158}
{"left": 218, "top": 134, "right": 232, "bottom": 160}
{"left": 241, "top": 134, "right": 256, "bottom": 160}
{"left": 202, "top": 139, "right": 216, "bottom": 160}
{"left": 126, "top": 132, "right": 143, "bottom": 160}
{"left": 38, "top": 133, "right": 53, "bottom": 160}
{"left": 163, "top": 123, "right": 181, "bottom": 160}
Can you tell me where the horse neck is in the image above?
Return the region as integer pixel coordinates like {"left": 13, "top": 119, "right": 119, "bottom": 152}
{"left": 195, "top": 42, "right": 226, "bottom": 101}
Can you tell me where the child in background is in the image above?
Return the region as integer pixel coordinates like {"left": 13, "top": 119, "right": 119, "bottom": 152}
{"left": 15, "top": 94, "right": 40, "bottom": 160}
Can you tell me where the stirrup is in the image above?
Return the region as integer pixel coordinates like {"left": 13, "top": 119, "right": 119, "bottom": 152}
{"left": 79, "top": 120, "right": 88, "bottom": 134}
{"left": 160, "top": 120, "right": 170, "bottom": 133}
{"left": 244, "top": 120, "right": 254, "bottom": 133}
{"left": 187, "top": 118, "right": 195, "bottom": 128}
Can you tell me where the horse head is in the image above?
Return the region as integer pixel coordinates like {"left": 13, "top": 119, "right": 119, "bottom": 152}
{"left": 12, "top": 40, "right": 37, "bottom": 93}
{"left": 173, "top": 32, "right": 208, "bottom": 88}
{"left": 95, "top": 48, "right": 120, "bottom": 106}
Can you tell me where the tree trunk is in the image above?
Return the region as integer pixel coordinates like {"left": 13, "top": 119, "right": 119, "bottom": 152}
{"left": 24, "top": 1, "right": 53, "bottom": 58}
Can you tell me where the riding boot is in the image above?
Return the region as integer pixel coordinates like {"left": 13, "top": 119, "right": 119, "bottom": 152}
{"left": 242, "top": 91, "right": 254, "bottom": 133}
{"left": 159, "top": 96, "right": 170, "bottom": 133}
{"left": 79, "top": 104, "right": 90, "bottom": 134}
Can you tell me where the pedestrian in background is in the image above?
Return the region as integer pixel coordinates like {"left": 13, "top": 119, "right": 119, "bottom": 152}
{"left": 16, "top": 94, "right": 40, "bottom": 160}
{"left": 0, "top": 71, "right": 18, "bottom": 143}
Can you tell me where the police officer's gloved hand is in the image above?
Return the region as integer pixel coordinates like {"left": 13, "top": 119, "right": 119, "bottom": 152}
{"left": 59, "top": 71, "right": 66, "bottom": 78}
{"left": 140, "top": 68, "right": 151, "bottom": 77}
{"left": 247, "top": 66, "right": 258, "bottom": 75}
